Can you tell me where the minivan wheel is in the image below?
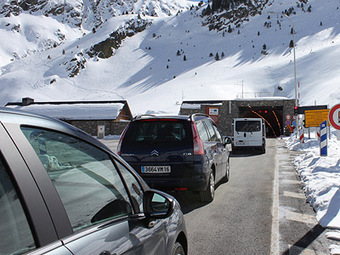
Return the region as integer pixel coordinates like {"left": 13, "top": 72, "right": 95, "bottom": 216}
{"left": 200, "top": 172, "right": 215, "bottom": 202}
{"left": 171, "top": 242, "right": 185, "bottom": 255}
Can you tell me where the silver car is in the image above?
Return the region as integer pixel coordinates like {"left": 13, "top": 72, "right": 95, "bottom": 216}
{"left": 0, "top": 107, "right": 187, "bottom": 255}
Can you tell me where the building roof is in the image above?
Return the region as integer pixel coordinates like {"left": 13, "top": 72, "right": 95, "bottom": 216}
{"left": 5, "top": 99, "right": 129, "bottom": 120}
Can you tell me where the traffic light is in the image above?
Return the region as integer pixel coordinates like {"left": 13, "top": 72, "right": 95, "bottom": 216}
{"left": 294, "top": 106, "right": 298, "bottom": 115}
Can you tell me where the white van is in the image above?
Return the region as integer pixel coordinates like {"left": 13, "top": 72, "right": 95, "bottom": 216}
{"left": 232, "top": 118, "right": 266, "bottom": 153}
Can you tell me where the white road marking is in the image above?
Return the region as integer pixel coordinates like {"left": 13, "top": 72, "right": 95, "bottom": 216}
{"left": 284, "top": 191, "right": 306, "bottom": 199}
{"left": 270, "top": 149, "right": 280, "bottom": 254}
{"left": 284, "top": 210, "right": 316, "bottom": 225}
{"left": 288, "top": 245, "right": 316, "bottom": 254}
{"left": 281, "top": 171, "right": 296, "bottom": 175}
{"left": 282, "top": 179, "right": 301, "bottom": 185}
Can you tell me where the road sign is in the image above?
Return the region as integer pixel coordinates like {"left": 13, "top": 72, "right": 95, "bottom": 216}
{"left": 328, "top": 104, "right": 340, "bottom": 130}
{"left": 286, "top": 114, "right": 291, "bottom": 120}
{"left": 305, "top": 109, "right": 330, "bottom": 128}
{"left": 285, "top": 120, "right": 291, "bottom": 126}
{"left": 295, "top": 105, "right": 328, "bottom": 115}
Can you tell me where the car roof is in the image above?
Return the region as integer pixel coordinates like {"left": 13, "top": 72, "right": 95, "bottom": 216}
{"left": 0, "top": 107, "right": 110, "bottom": 151}
{"left": 133, "top": 114, "right": 190, "bottom": 121}
{"left": 132, "top": 114, "right": 212, "bottom": 122}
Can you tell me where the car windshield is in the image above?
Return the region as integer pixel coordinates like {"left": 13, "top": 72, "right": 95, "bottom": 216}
{"left": 235, "top": 120, "right": 261, "bottom": 132}
{"left": 124, "top": 120, "right": 191, "bottom": 144}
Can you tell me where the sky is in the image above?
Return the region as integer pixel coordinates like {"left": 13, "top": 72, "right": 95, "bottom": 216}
{"left": 0, "top": 0, "right": 340, "bottom": 252}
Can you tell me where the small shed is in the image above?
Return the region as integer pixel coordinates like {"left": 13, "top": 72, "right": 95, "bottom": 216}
{"left": 5, "top": 98, "right": 133, "bottom": 138}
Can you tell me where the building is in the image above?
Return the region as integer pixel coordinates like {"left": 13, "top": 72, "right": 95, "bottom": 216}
{"left": 180, "top": 98, "right": 295, "bottom": 137}
{"left": 6, "top": 98, "right": 133, "bottom": 138}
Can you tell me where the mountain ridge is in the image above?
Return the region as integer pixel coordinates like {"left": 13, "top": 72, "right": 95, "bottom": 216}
{"left": 1, "top": 0, "right": 340, "bottom": 115}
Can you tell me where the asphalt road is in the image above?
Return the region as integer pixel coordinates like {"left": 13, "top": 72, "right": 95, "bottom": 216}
{"left": 101, "top": 138, "right": 333, "bottom": 254}
{"left": 171, "top": 139, "right": 277, "bottom": 255}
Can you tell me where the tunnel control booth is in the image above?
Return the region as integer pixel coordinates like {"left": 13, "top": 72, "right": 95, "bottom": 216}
{"left": 180, "top": 98, "right": 295, "bottom": 137}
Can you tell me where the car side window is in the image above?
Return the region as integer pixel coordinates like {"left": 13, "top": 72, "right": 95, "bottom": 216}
{"left": 115, "top": 161, "right": 144, "bottom": 213}
{"left": 204, "top": 120, "right": 217, "bottom": 142}
{"left": 212, "top": 124, "right": 222, "bottom": 142}
{"left": 21, "top": 127, "right": 133, "bottom": 232}
{"left": 195, "top": 121, "right": 209, "bottom": 142}
{"left": 0, "top": 154, "right": 36, "bottom": 254}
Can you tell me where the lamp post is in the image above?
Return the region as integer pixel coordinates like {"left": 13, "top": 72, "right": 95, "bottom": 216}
{"left": 268, "top": 12, "right": 298, "bottom": 107}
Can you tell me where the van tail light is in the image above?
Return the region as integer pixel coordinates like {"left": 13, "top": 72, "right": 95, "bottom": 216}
{"left": 191, "top": 123, "right": 204, "bottom": 155}
{"left": 117, "top": 125, "right": 129, "bottom": 155}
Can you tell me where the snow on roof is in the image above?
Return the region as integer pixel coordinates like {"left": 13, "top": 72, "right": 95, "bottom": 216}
{"left": 181, "top": 103, "right": 202, "bottom": 109}
{"left": 233, "top": 97, "right": 290, "bottom": 101}
{"left": 7, "top": 103, "right": 125, "bottom": 120}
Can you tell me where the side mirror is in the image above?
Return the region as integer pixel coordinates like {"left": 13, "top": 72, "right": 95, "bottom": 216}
{"left": 224, "top": 136, "right": 232, "bottom": 144}
{"left": 143, "top": 190, "right": 175, "bottom": 219}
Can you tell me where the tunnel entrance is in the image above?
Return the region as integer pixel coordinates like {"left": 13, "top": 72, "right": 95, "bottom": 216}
{"left": 239, "top": 106, "right": 283, "bottom": 138}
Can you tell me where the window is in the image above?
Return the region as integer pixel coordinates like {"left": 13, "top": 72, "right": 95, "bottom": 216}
{"left": 115, "top": 161, "right": 144, "bottom": 213}
{"left": 124, "top": 121, "right": 191, "bottom": 144}
{"left": 0, "top": 155, "right": 35, "bottom": 254}
{"left": 196, "top": 121, "right": 209, "bottom": 142}
{"left": 235, "top": 121, "right": 261, "bottom": 132}
{"left": 21, "top": 127, "right": 133, "bottom": 232}
{"left": 203, "top": 120, "right": 217, "bottom": 142}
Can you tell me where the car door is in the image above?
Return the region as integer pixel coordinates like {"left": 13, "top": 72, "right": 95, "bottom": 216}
{"left": 0, "top": 123, "right": 72, "bottom": 255}
{"left": 17, "top": 126, "right": 168, "bottom": 255}
{"left": 203, "top": 119, "right": 225, "bottom": 182}
{"left": 212, "top": 124, "right": 229, "bottom": 176}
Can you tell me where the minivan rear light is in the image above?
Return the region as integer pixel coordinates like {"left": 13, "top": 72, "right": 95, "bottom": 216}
{"left": 191, "top": 123, "right": 204, "bottom": 155}
{"left": 175, "top": 187, "right": 188, "bottom": 191}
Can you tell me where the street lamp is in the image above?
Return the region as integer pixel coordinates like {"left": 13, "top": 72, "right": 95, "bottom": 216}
{"left": 268, "top": 11, "right": 298, "bottom": 107}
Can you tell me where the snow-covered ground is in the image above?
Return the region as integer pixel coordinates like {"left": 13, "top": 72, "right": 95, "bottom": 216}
{"left": 286, "top": 128, "right": 340, "bottom": 253}
{"left": 1, "top": 0, "right": 340, "bottom": 114}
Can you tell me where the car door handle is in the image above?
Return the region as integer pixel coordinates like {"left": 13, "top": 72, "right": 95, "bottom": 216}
{"left": 99, "top": 251, "right": 114, "bottom": 255}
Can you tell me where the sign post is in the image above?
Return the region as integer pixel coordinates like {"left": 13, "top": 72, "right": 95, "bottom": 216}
{"left": 320, "top": 121, "right": 327, "bottom": 156}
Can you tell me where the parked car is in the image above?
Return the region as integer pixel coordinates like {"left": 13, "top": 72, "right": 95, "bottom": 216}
{"left": 0, "top": 107, "right": 187, "bottom": 255}
{"left": 117, "top": 114, "right": 230, "bottom": 202}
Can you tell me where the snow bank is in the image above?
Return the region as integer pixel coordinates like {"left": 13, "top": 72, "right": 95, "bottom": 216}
{"left": 286, "top": 129, "right": 340, "bottom": 251}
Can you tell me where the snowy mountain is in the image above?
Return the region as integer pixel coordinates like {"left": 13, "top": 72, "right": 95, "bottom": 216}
{"left": 0, "top": 0, "right": 340, "bottom": 115}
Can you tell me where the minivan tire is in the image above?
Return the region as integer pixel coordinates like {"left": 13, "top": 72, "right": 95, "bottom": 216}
{"left": 200, "top": 172, "right": 215, "bottom": 202}
{"left": 171, "top": 242, "right": 185, "bottom": 255}
{"left": 221, "top": 159, "right": 230, "bottom": 183}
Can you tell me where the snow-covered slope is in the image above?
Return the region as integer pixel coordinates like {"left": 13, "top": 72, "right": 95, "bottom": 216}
{"left": 0, "top": 0, "right": 340, "bottom": 116}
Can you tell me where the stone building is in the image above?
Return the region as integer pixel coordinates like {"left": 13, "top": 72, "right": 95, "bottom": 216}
{"left": 180, "top": 98, "right": 295, "bottom": 137}
{"left": 6, "top": 98, "right": 133, "bottom": 138}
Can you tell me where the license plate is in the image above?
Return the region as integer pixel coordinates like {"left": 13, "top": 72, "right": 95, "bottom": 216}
{"left": 141, "top": 166, "right": 171, "bottom": 173}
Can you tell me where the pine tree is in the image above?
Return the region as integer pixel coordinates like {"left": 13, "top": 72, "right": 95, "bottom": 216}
{"left": 215, "top": 53, "right": 219, "bottom": 61}
{"left": 289, "top": 40, "right": 294, "bottom": 48}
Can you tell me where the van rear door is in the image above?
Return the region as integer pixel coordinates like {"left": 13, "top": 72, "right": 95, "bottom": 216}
{"left": 234, "top": 119, "right": 263, "bottom": 147}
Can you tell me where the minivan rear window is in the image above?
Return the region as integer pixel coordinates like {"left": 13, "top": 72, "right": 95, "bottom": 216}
{"left": 235, "top": 120, "right": 261, "bottom": 132}
{"left": 124, "top": 120, "right": 191, "bottom": 144}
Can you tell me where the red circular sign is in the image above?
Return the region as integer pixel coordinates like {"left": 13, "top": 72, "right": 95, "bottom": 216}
{"left": 329, "top": 104, "right": 340, "bottom": 130}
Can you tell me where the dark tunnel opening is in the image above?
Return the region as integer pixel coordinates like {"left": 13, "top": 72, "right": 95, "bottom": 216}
{"left": 239, "top": 106, "right": 284, "bottom": 138}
